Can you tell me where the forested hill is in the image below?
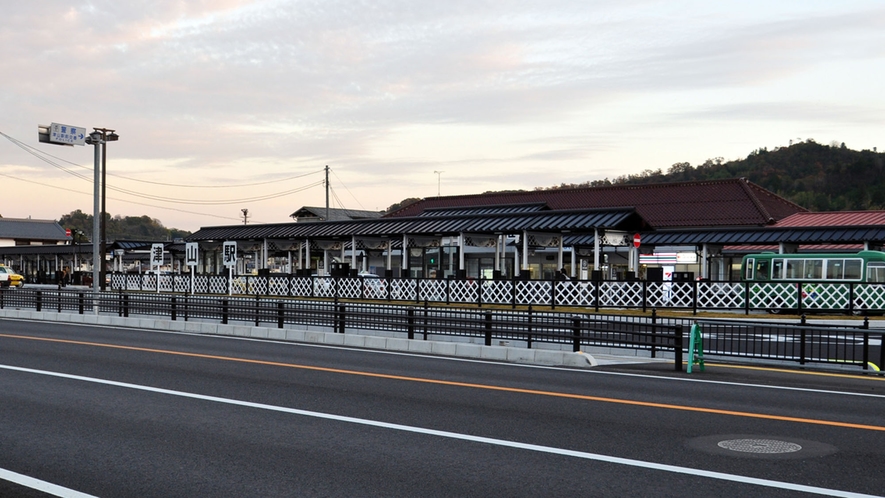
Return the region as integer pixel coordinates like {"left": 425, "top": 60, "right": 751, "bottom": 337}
{"left": 545, "top": 141, "right": 885, "bottom": 212}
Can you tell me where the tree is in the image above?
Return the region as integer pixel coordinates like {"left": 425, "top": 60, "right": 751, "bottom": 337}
{"left": 57, "top": 210, "right": 191, "bottom": 241}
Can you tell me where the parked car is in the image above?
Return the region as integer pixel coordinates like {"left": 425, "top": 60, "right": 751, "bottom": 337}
{"left": 0, "top": 265, "right": 24, "bottom": 288}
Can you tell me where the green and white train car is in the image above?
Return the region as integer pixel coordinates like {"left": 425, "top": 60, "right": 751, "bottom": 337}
{"left": 740, "top": 251, "right": 885, "bottom": 314}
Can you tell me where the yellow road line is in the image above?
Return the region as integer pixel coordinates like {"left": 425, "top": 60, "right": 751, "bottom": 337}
{"left": 699, "top": 361, "right": 885, "bottom": 380}
{"left": 3, "top": 333, "right": 885, "bottom": 432}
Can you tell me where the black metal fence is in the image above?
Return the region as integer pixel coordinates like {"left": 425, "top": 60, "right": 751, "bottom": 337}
{"left": 2, "top": 289, "right": 882, "bottom": 372}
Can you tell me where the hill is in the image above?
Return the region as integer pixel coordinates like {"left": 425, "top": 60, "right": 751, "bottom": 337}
{"left": 58, "top": 210, "right": 192, "bottom": 242}
{"left": 540, "top": 141, "right": 885, "bottom": 212}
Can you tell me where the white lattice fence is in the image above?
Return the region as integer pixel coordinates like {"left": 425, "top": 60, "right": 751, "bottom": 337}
{"left": 750, "top": 283, "right": 798, "bottom": 310}
{"left": 800, "top": 283, "right": 849, "bottom": 310}
{"left": 854, "top": 283, "right": 885, "bottom": 312}
{"left": 449, "top": 280, "right": 479, "bottom": 303}
{"left": 481, "top": 280, "right": 512, "bottom": 305}
{"left": 598, "top": 282, "right": 643, "bottom": 307}
{"left": 555, "top": 281, "right": 594, "bottom": 306}
{"left": 515, "top": 280, "right": 551, "bottom": 305}
{"left": 419, "top": 280, "right": 448, "bottom": 302}
{"left": 390, "top": 279, "right": 417, "bottom": 301}
{"left": 697, "top": 282, "right": 744, "bottom": 308}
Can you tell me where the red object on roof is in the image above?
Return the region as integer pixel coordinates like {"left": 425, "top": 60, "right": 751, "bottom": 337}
{"left": 774, "top": 211, "right": 885, "bottom": 227}
{"left": 386, "top": 179, "right": 805, "bottom": 229}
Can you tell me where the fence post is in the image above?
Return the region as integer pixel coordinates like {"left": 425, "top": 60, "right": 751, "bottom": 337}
{"left": 799, "top": 314, "right": 807, "bottom": 365}
{"left": 336, "top": 303, "right": 346, "bottom": 334}
{"left": 79, "top": 293, "right": 85, "bottom": 315}
{"left": 57, "top": 289, "right": 62, "bottom": 313}
{"left": 184, "top": 294, "right": 189, "bottom": 321}
{"left": 797, "top": 284, "right": 804, "bottom": 315}
{"left": 650, "top": 308, "right": 658, "bottom": 358}
{"left": 407, "top": 307, "right": 415, "bottom": 340}
{"left": 277, "top": 302, "right": 285, "bottom": 329}
{"left": 571, "top": 316, "right": 581, "bottom": 352}
{"left": 674, "top": 325, "right": 684, "bottom": 372}
{"left": 477, "top": 278, "right": 483, "bottom": 308}
{"left": 171, "top": 296, "right": 177, "bottom": 321}
{"left": 484, "top": 311, "right": 493, "bottom": 346}
{"left": 642, "top": 281, "right": 648, "bottom": 313}
{"left": 511, "top": 279, "right": 517, "bottom": 309}
{"left": 692, "top": 280, "right": 698, "bottom": 316}
{"left": 35, "top": 291, "right": 42, "bottom": 312}
{"left": 527, "top": 305, "right": 533, "bottom": 349}
{"left": 222, "top": 298, "right": 229, "bottom": 325}
{"left": 423, "top": 301, "right": 429, "bottom": 340}
{"left": 594, "top": 280, "right": 600, "bottom": 313}
{"left": 122, "top": 293, "right": 128, "bottom": 317}
{"left": 255, "top": 295, "right": 260, "bottom": 327}
{"left": 551, "top": 280, "right": 557, "bottom": 310}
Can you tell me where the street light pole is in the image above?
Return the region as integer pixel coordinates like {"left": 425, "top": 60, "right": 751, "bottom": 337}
{"left": 433, "top": 170, "right": 443, "bottom": 198}
{"left": 94, "top": 128, "right": 118, "bottom": 291}
{"left": 87, "top": 131, "right": 103, "bottom": 298}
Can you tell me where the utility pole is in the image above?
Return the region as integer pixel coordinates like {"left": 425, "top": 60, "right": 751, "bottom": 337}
{"left": 241, "top": 208, "right": 250, "bottom": 225}
{"left": 325, "top": 165, "right": 330, "bottom": 221}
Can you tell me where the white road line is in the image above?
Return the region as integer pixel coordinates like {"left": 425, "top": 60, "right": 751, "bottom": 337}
{"left": 2, "top": 363, "right": 881, "bottom": 498}
{"left": 0, "top": 467, "right": 98, "bottom": 498}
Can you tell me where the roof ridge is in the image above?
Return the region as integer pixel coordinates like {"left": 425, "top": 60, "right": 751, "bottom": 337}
{"left": 736, "top": 178, "right": 775, "bottom": 224}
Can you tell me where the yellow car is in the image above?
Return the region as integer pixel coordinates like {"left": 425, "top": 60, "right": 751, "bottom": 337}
{"left": 0, "top": 265, "right": 24, "bottom": 288}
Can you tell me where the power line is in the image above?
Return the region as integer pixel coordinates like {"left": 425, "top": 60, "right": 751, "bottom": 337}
{"left": 2, "top": 131, "right": 325, "bottom": 205}
{"left": 0, "top": 170, "right": 242, "bottom": 222}
{"left": 330, "top": 167, "right": 366, "bottom": 210}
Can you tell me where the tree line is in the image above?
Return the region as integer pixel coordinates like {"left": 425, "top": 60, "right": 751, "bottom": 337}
{"left": 58, "top": 210, "right": 191, "bottom": 242}
{"left": 537, "top": 140, "right": 885, "bottom": 212}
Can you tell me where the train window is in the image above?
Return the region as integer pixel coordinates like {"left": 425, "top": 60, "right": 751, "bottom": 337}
{"left": 864, "top": 262, "right": 883, "bottom": 282}
{"left": 744, "top": 258, "right": 755, "bottom": 280}
{"left": 806, "top": 259, "right": 823, "bottom": 279}
{"left": 786, "top": 259, "right": 804, "bottom": 279}
{"left": 826, "top": 260, "right": 843, "bottom": 279}
{"left": 755, "top": 259, "right": 769, "bottom": 280}
{"left": 772, "top": 259, "right": 785, "bottom": 280}
{"left": 845, "top": 260, "right": 862, "bottom": 280}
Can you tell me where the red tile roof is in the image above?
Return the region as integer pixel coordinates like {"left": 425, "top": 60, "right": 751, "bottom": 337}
{"left": 387, "top": 179, "right": 806, "bottom": 229}
{"left": 774, "top": 211, "right": 885, "bottom": 227}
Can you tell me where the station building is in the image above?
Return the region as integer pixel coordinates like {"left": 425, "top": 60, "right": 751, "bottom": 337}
{"left": 4, "top": 178, "right": 885, "bottom": 284}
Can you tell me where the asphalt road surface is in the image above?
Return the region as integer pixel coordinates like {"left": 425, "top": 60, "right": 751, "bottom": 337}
{"left": 1, "top": 317, "right": 883, "bottom": 497}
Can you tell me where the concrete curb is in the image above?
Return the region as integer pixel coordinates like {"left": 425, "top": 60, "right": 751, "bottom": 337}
{"left": 0, "top": 309, "right": 611, "bottom": 368}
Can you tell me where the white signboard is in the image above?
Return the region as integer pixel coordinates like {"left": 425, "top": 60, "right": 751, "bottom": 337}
{"left": 222, "top": 241, "right": 237, "bottom": 267}
{"left": 50, "top": 122, "right": 87, "bottom": 146}
{"left": 185, "top": 242, "right": 199, "bottom": 267}
{"left": 150, "top": 243, "right": 164, "bottom": 267}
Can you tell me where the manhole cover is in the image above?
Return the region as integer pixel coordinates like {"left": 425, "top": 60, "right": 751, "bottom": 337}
{"left": 717, "top": 439, "right": 802, "bottom": 454}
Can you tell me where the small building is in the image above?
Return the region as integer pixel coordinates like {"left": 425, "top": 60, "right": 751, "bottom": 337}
{"left": 289, "top": 206, "right": 384, "bottom": 223}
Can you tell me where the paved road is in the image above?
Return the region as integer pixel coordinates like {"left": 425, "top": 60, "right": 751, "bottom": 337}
{"left": 1, "top": 317, "right": 883, "bottom": 497}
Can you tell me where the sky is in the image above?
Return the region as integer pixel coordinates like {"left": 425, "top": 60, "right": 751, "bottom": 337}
{"left": 1, "top": 0, "right": 883, "bottom": 232}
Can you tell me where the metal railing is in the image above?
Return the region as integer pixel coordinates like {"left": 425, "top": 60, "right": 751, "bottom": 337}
{"left": 110, "top": 273, "right": 885, "bottom": 315}
{"left": 3, "top": 288, "right": 883, "bottom": 372}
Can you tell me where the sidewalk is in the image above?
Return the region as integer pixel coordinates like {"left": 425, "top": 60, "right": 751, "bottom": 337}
{"left": 0, "top": 306, "right": 675, "bottom": 369}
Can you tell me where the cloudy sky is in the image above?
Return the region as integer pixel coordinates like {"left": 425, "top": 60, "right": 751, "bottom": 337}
{"left": 1, "top": 0, "right": 883, "bottom": 232}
